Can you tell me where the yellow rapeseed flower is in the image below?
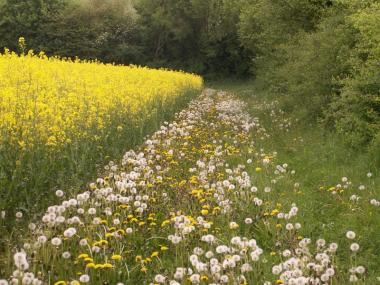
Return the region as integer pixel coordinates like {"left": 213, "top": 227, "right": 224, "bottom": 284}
{"left": 0, "top": 50, "right": 203, "bottom": 151}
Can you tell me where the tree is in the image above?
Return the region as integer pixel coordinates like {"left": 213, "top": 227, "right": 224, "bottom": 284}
{"left": 135, "top": 0, "right": 251, "bottom": 76}
{"left": 0, "top": 0, "right": 66, "bottom": 52}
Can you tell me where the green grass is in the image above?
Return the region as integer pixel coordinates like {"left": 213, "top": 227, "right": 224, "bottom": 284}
{"left": 0, "top": 89, "right": 198, "bottom": 274}
{"left": 209, "top": 80, "right": 380, "bottom": 280}
{"left": 1, "top": 84, "right": 379, "bottom": 284}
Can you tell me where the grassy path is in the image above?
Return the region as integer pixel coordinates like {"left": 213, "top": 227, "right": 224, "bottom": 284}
{"left": 1, "top": 89, "right": 379, "bottom": 285}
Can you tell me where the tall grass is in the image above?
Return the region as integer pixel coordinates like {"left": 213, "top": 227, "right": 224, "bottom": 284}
{"left": 210, "top": 80, "right": 380, "bottom": 276}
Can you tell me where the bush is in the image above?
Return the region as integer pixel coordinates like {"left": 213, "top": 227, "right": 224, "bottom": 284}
{"left": 240, "top": 0, "right": 380, "bottom": 149}
{"left": 328, "top": 2, "right": 380, "bottom": 147}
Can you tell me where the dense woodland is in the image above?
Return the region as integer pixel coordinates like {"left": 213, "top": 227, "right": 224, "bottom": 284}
{"left": 0, "top": 0, "right": 379, "bottom": 154}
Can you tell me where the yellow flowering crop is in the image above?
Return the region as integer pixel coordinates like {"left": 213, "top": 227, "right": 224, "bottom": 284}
{"left": 0, "top": 49, "right": 203, "bottom": 150}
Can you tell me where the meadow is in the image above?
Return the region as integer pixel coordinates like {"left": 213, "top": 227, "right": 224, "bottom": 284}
{"left": 1, "top": 0, "right": 379, "bottom": 283}
{"left": 0, "top": 47, "right": 203, "bottom": 277}
{"left": 0, "top": 81, "right": 378, "bottom": 284}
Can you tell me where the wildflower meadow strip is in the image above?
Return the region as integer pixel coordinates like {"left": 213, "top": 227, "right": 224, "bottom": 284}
{"left": 1, "top": 89, "right": 378, "bottom": 285}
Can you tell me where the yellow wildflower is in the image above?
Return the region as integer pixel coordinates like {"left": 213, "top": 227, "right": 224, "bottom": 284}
{"left": 86, "top": 263, "right": 95, "bottom": 268}
{"left": 201, "top": 209, "right": 209, "bottom": 216}
{"left": 160, "top": 246, "right": 169, "bottom": 251}
{"left": 111, "top": 254, "right": 122, "bottom": 261}
{"left": 151, "top": 252, "right": 159, "bottom": 258}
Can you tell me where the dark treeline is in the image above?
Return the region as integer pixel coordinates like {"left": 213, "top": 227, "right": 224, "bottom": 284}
{"left": 0, "top": 0, "right": 379, "bottom": 151}
{"left": 0, "top": 0, "right": 253, "bottom": 77}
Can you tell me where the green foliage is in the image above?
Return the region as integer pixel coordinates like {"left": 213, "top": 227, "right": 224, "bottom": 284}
{"left": 238, "top": 0, "right": 332, "bottom": 86}
{"left": 45, "top": 0, "right": 141, "bottom": 62}
{"left": 0, "top": 0, "right": 66, "bottom": 51}
{"left": 239, "top": 0, "right": 329, "bottom": 56}
{"left": 328, "top": 2, "right": 380, "bottom": 147}
{"left": 270, "top": 10, "right": 353, "bottom": 118}
{"left": 134, "top": 0, "right": 252, "bottom": 76}
{"left": 238, "top": 0, "right": 380, "bottom": 151}
{"left": 0, "top": 0, "right": 252, "bottom": 76}
{"left": 0, "top": 0, "right": 141, "bottom": 64}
